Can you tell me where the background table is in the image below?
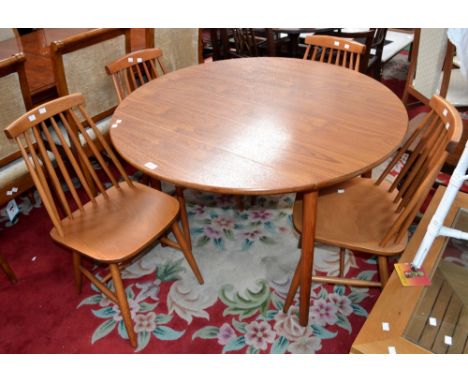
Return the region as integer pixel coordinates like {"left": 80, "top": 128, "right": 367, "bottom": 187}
{"left": 110, "top": 57, "right": 408, "bottom": 325}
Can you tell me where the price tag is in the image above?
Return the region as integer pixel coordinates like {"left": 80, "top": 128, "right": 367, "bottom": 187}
{"left": 6, "top": 199, "right": 20, "bottom": 223}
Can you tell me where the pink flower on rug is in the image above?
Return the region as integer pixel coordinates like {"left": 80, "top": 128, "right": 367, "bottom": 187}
{"left": 217, "top": 323, "right": 236, "bottom": 345}
{"left": 250, "top": 210, "right": 272, "bottom": 222}
{"left": 203, "top": 226, "right": 223, "bottom": 239}
{"left": 192, "top": 205, "right": 206, "bottom": 215}
{"left": 134, "top": 312, "right": 157, "bottom": 333}
{"left": 274, "top": 310, "right": 311, "bottom": 342}
{"left": 242, "top": 229, "right": 263, "bottom": 240}
{"left": 98, "top": 295, "right": 113, "bottom": 307}
{"left": 244, "top": 320, "right": 276, "bottom": 350}
{"left": 112, "top": 299, "right": 140, "bottom": 322}
{"left": 309, "top": 299, "right": 338, "bottom": 326}
{"left": 213, "top": 216, "right": 234, "bottom": 229}
{"left": 328, "top": 293, "right": 353, "bottom": 316}
{"left": 287, "top": 336, "right": 322, "bottom": 354}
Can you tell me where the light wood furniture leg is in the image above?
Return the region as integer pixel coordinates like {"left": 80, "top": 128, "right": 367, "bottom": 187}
{"left": 72, "top": 251, "right": 82, "bottom": 293}
{"left": 283, "top": 254, "right": 301, "bottom": 312}
{"left": 175, "top": 186, "right": 192, "bottom": 250}
{"left": 110, "top": 263, "right": 137, "bottom": 348}
{"left": 0, "top": 253, "right": 17, "bottom": 284}
{"left": 171, "top": 222, "right": 204, "bottom": 284}
{"left": 378, "top": 256, "right": 389, "bottom": 287}
{"left": 299, "top": 191, "right": 318, "bottom": 326}
{"left": 339, "top": 247, "right": 345, "bottom": 277}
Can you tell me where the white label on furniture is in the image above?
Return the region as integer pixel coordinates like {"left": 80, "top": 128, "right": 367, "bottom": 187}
{"left": 387, "top": 346, "right": 397, "bottom": 354}
{"left": 443, "top": 108, "right": 448, "bottom": 116}
{"left": 38, "top": 107, "right": 47, "bottom": 114}
{"left": 137, "top": 58, "right": 143, "bottom": 63}
{"left": 334, "top": 41, "right": 340, "bottom": 46}
{"left": 6, "top": 190, "right": 13, "bottom": 196}
{"left": 111, "top": 124, "right": 118, "bottom": 129}
{"left": 28, "top": 114, "right": 36, "bottom": 122}
{"left": 116, "top": 119, "right": 122, "bottom": 124}
{"left": 429, "top": 317, "right": 437, "bottom": 326}
{"left": 444, "top": 336, "right": 452, "bottom": 345}
{"left": 128, "top": 57, "right": 134, "bottom": 63}
{"left": 12, "top": 187, "right": 18, "bottom": 192}
{"left": 344, "top": 44, "right": 350, "bottom": 49}
{"left": 382, "top": 322, "right": 390, "bottom": 331}
{"left": 337, "top": 189, "right": 345, "bottom": 193}
{"left": 6, "top": 199, "right": 19, "bottom": 222}
{"left": 445, "top": 122, "right": 450, "bottom": 129}
{"left": 144, "top": 162, "right": 158, "bottom": 170}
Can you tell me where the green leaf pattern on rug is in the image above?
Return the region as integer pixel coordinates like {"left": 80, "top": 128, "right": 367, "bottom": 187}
{"left": 220, "top": 280, "right": 271, "bottom": 319}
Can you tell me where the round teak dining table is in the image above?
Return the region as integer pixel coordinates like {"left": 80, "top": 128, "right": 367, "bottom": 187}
{"left": 110, "top": 57, "right": 408, "bottom": 326}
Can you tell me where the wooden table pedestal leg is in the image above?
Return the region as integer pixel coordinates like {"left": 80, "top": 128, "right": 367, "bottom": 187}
{"left": 175, "top": 186, "right": 192, "bottom": 250}
{"left": 299, "top": 191, "right": 318, "bottom": 327}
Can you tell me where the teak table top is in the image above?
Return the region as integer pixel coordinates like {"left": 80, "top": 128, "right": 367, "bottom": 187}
{"left": 110, "top": 57, "right": 408, "bottom": 195}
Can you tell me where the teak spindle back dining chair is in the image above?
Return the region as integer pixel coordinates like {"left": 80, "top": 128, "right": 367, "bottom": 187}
{"left": 105, "top": 48, "right": 168, "bottom": 103}
{"left": 4, "top": 93, "right": 204, "bottom": 347}
{"left": 303, "top": 35, "right": 366, "bottom": 71}
{"left": 284, "top": 95, "right": 462, "bottom": 313}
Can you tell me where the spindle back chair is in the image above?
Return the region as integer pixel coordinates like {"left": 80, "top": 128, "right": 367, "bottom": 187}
{"left": 105, "top": 48, "right": 167, "bottom": 102}
{"left": 285, "top": 95, "right": 463, "bottom": 312}
{"left": 4, "top": 93, "right": 204, "bottom": 347}
{"left": 303, "top": 35, "right": 366, "bottom": 71}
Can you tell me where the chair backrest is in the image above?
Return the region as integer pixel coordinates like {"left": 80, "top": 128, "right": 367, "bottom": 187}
{"left": 303, "top": 35, "right": 366, "bottom": 72}
{"left": 375, "top": 95, "right": 463, "bottom": 247}
{"left": 402, "top": 28, "right": 454, "bottom": 105}
{"left": 0, "top": 53, "right": 32, "bottom": 167}
{"left": 145, "top": 28, "right": 199, "bottom": 73}
{"left": 50, "top": 28, "right": 131, "bottom": 122}
{"left": 210, "top": 28, "right": 277, "bottom": 60}
{"left": 105, "top": 48, "right": 167, "bottom": 102}
{"left": 4, "top": 93, "right": 133, "bottom": 237}
{"left": 317, "top": 29, "right": 375, "bottom": 72}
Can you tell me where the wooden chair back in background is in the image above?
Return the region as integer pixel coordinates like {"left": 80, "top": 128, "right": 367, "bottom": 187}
{"left": 105, "top": 48, "right": 167, "bottom": 102}
{"left": 303, "top": 35, "right": 366, "bottom": 72}
{"left": 50, "top": 28, "right": 131, "bottom": 140}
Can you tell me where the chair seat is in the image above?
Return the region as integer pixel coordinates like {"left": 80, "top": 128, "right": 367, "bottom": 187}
{"left": 293, "top": 177, "right": 408, "bottom": 256}
{"left": 50, "top": 182, "right": 179, "bottom": 263}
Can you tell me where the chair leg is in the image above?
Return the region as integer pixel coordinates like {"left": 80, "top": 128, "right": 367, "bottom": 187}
{"left": 283, "top": 255, "right": 301, "bottom": 313}
{"left": 235, "top": 196, "right": 245, "bottom": 211}
{"left": 378, "top": 256, "right": 389, "bottom": 287}
{"left": 0, "top": 254, "right": 17, "bottom": 284}
{"left": 109, "top": 263, "right": 137, "bottom": 348}
{"left": 175, "top": 187, "right": 192, "bottom": 250}
{"left": 171, "top": 222, "right": 204, "bottom": 284}
{"left": 339, "top": 248, "right": 345, "bottom": 277}
{"left": 72, "top": 251, "right": 82, "bottom": 293}
{"left": 149, "top": 178, "right": 162, "bottom": 191}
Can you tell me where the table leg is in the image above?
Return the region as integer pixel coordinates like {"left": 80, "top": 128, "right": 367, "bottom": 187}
{"left": 175, "top": 186, "right": 192, "bottom": 250}
{"left": 299, "top": 190, "right": 318, "bottom": 326}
